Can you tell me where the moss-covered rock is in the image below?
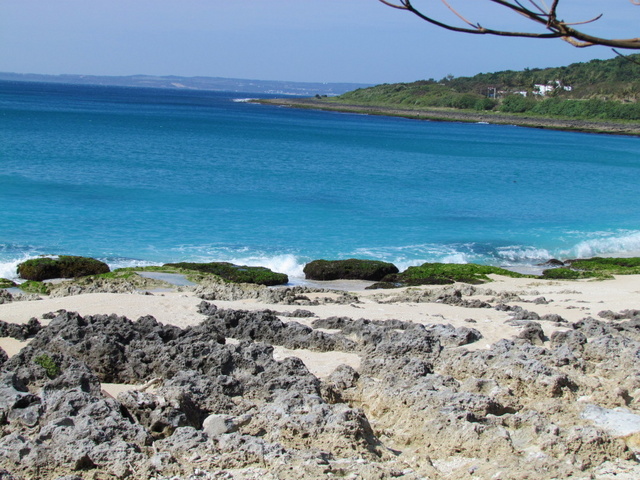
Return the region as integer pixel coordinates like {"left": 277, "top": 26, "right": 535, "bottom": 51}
{"left": 377, "top": 262, "right": 530, "bottom": 287}
{"left": 541, "top": 257, "right": 640, "bottom": 280}
{"left": 18, "top": 280, "right": 51, "bottom": 295}
{"left": 0, "top": 278, "right": 17, "bottom": 289}
{"left": 567, "top": 257, "right": 640, "bottom": 275}
{"left": 17, "top": 256, "right": 110, "bottom": 281}
{"left": 163, "top": 262, "right": 288, "bottom": 286}
{"left": 303, "top": 259, "right": 399, "bottom": 281}
{"left": 540, "top": 268, "right": 597, "bottom": 280}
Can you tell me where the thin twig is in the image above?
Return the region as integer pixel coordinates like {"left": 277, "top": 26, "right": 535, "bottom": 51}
{"left": 440, "top": 0, "right": 477, "bottom": 28}
{"left": 613, "top": 48, "right": 640, "bottom": 65}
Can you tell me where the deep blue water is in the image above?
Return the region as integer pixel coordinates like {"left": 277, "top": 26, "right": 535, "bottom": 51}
{"left": 1, "top": 80, "right": 640, "bottom": 280}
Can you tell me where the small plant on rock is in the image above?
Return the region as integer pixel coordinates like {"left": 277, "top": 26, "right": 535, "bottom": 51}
{"left": 34, "top": 354, "right": 61, "bottom": 378}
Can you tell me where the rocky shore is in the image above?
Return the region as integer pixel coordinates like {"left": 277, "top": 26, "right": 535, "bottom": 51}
{"left": 2, "top": 273, "right": 640, "bottom": 479}
{"left": 256, "top": 98, "right": 640, "bottom": 136}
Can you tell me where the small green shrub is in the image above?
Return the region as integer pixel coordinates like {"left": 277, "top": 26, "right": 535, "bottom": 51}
{"left": 500, "top": 95, "right": 536, "bottom": 113}
{"left": 474, "top": 97, "right": 498, "bottom": 111}
{"left": 34, "top": 354, "right": 61, "bottom": 378}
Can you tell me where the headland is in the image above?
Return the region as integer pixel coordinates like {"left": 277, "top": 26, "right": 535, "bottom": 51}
{"left": 257, "top": 97, "right": 640, "bottom": 136}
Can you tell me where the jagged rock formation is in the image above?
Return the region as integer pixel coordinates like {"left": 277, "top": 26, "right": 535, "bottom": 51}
{"left": 194, "top": 279, "right": 359, "bottom": 305}
{"left": 1, "top": 305, "right": 640, "bottom": 479}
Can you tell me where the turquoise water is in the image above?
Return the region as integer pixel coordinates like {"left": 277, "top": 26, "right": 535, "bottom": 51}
{"left": 1, "top": 80, "right": 640, "bottom": 280}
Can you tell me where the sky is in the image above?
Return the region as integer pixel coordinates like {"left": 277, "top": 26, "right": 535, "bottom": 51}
{"left": 1, "top": 0, "right": 638, "bottom": 85}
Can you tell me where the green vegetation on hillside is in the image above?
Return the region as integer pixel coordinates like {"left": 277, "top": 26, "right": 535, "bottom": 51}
{"left": 332, "top": 55, "right": 640, "bottom": 121}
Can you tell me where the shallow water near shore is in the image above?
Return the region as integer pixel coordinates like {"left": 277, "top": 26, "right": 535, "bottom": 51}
{"left": 1, "top": 80, "right": 640, "bottom": 280}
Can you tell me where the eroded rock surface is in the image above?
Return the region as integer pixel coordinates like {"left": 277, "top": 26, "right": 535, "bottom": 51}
{"left": 0, "top": 304, "right": 639, "bottom": 479}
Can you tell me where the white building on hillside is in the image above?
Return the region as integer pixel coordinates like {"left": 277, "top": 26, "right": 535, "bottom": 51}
{"left": 534, "top": 81, "right": 572, "bottom": 96}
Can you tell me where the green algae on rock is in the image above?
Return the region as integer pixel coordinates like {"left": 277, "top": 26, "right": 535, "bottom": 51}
{"left": 0, "top": 278, "right": 17, "bottom": 289}
{"left": 542, "top": 257, "right": 640, "bottom": 280}
{"left": 163, "top": 262, "right": 288, "bottom": 286}
{"left": 18, "top": 280, "right": 51, "bottom": 295}
{"left": 370, "top": 262, "right": 531, "bottom": 288}
{"left": 17, "top": 256, "right": 110, "bottom": 281}
{"left": 303, "top": 259, "right": 399, "bottom": 281}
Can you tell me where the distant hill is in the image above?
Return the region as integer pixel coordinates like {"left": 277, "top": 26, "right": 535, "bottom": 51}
{"left": 0, "top": 72, "right": 371, "bottom": 96}
{"left": 335, "top": 55, "right": 640, "bottom": 121}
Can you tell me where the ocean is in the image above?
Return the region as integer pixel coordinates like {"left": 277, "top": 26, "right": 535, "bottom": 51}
{"left": 1, "top": 80, "right": 640, "bottom": 282}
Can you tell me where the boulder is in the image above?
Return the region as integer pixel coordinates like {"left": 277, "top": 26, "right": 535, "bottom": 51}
{"left": 303, "top": 259, "right": 399, "bottom": 281}
{"left": 17, "top": 256, "right": 110, "bottom": 281}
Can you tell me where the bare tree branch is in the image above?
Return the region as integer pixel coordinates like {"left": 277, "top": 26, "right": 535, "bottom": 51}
{"left": 613, "top": 48, "right": 640, "bottom": 65}
{"left": 379, "top": 0, "right": 640, "bottom": 49}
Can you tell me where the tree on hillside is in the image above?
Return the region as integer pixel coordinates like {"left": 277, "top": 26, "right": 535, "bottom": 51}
{"left": 379, "top": 0, "right": 640, "bottom": 49}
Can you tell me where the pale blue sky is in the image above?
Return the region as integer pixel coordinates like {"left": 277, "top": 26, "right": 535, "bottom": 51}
{"left": 1, "top": 0, "right": 638, "bottom": 84}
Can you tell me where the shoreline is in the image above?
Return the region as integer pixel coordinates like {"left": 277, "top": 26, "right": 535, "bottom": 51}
{"left": 255, "top": 97, "right": 640, "bottom": 136}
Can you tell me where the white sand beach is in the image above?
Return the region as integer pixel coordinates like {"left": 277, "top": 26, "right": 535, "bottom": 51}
{"left": 2, "top": 274, "right": 639, "bottom": 358}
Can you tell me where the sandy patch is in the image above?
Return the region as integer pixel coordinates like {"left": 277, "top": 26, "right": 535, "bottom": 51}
{"left": 272, "top": 346, "right": 361, "bottom": 378}
{"left": 0, "top": 291, "right": 205, "bottom": 328}
{"left": 0, "top": 337, "right": 29, "bottom": 357}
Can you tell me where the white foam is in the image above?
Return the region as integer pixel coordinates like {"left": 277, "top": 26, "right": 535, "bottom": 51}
{"left": 0, "top": 259, "right": 23, "bottom": 281}
{"left": 103, "top": 258, "right": 163, "bottom": 271}
{"left": 0, "top": 253, "right": 56, "bottom": 281}
{"left": 227, "top": 254, "right": 305, "bottom": 279}
{"left": 352, "top": 244, "right": 476, "bottom": 269}
{"left": 496, "top": 246, "right": 552, "bottom": 263}
{"left": 562, "top": 231, "right": 640, "bottom": 259}
{"left": 439, "top": 253, "right": 470, "bottom": 264}
{"left": 232, "top": 98, "right": 255, "bottom": 103}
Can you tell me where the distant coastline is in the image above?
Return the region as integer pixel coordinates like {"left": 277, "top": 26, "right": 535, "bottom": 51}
{"left": 256, "top": 97, "right": 640, "bottom": 136}
{"left": 0, "top": 72, "right": 371, "bottom": 97}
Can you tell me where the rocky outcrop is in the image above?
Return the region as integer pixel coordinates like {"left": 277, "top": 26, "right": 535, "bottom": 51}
{"left": 194, "top": 279, "right": 359, "bottom": 305}
{"left": 368, "top": 262, "right": 529, "bottom": 288}
{"left": 1, "top": 305, "right": 639, "bottom": 479}
{"left": 48, "top": 275, "right": 171, "bottom": 297}
{"left": 0, "top": 290, "right": 42, "bottom": 305}
{"left": 164, "top": 262, "right": 289, "bottom": 286}
{"left": 200, "top": 305, "right": 357, "bottom": 352}
{"left": 303, "top": 259, "right": 399, "bottom": 281}
{"left": 17, "top": 256, "right": 110, "bottom": 281}
{"left": 0, "top": 318, "right": 41, "bottom": 341}
{"left": 0, "top": 310, "right": 395, "bottom": 479}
